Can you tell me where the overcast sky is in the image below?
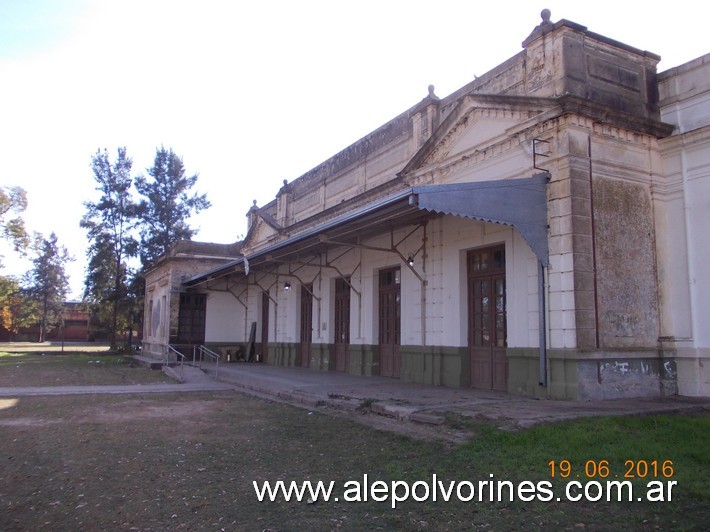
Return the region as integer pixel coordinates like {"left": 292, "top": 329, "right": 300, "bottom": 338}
{"left": 1, "top": 0, "right": 707, "bottom": 298}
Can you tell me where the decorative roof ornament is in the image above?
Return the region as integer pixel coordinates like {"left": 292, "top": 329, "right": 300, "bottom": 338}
{"left": 427, "top": 84, "right": 440, "bottom": 101}
{"left": 522, "top": 8, "right": 555, "bottom": 47}
{"left": 277, "top": 178, "right": 293, "bottom": 196}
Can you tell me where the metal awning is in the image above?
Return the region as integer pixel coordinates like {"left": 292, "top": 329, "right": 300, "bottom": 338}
{"left": 184, "top": 173, "right": 548, "bottom": 287}
{"left": 411, "top": 173, "right": 549, "bottom": 264}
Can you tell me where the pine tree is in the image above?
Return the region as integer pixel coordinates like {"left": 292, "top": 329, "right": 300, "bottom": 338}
{"left": 23, "top": 233, "right": 71, "bottom": 342}
{"left": 81, "top": 147, "right": 139, "bottom": 349}
{"left": 135, "top": 147, "right": 210, "bottom": 269}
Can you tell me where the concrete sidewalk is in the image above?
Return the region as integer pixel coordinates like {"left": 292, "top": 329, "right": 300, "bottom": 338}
{"left": 205, "top": 363, "right": 710, "bottom": 429}
{"left": 2, "top": 360, "right": 708, "bottom": 432}
{"left": 0, "top": 365, "right": 232, "bottom": 397}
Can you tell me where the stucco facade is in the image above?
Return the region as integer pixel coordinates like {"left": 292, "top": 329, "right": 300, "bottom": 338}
{"left": 142, "top": 12, "right": 710, "bottom": 400}
{"left": 142, "top": 241, "right": 242, "bottom": 356}
{"left": 656, "top": 54, "right": 710, "bottom": 396}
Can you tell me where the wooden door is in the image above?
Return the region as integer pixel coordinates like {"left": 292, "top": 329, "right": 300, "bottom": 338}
{"left": 260, "top": 291, "right": 269, "bottom": 363}
{"left": 300, "top": 284, "right": 313, "bottom": 367}
{"left": 468, "top": 245, "right": 507, "bottom": 390}
{"left": 333, "top": 277, "right": 350, "bottom": 372}
{"left": 378, "top": 267, "right": 401, "bottom": 378}
{"left": 177, "top": 293, "right": 206, "bottom": 345}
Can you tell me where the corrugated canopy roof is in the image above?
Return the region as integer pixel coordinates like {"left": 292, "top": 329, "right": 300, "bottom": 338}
{"left": 184, "top": 173, "right": 548, "bottom": 287}
{"left": 412, "top": 173, "right": 549, "bottom": 264}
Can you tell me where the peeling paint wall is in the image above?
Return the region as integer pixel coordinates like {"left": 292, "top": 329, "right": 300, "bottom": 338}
{"left": 593, "top": 177, "right": 660, "bottom": 348}
{"left": 578, "top": 357, "right": 677, "bottom": 401}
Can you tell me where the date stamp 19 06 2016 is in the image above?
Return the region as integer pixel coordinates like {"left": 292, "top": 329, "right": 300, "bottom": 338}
{"left": 548, "top": 459, "right": 675, "bottom": 480}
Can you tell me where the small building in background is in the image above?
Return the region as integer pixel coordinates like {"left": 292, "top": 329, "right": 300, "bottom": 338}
{"left": 0, "top": 301, "right": 91, "bottom": 342}
{"left": 49, "top": 301, "right": 90, "bottom": 341}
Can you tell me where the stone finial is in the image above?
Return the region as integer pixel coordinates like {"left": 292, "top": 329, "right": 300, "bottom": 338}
{"left": 427, "top": 84, "right": 440, "bottom": 101}
{"left": 247, "top": 199, "right": 259, "bottom": 230}
{"left": 522, "top": 8, "right": 555, "bottom": 47}
{"left": 277, "top": 178, "right": 292, "bottom": 197}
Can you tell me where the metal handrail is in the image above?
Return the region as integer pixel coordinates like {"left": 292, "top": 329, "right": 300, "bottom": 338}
{"left": 166, "top": 344, "right": 186, "bottom": 380}
{"left": 194, "top": 345, "right": 221, "bottom": 379}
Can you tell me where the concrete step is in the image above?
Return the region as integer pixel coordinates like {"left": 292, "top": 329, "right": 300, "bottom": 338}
{"left": 131, "top": 354, "right": 165, "bottom": 370}
{"left": 207, "top": 365, "right": 447, "bottom": 425}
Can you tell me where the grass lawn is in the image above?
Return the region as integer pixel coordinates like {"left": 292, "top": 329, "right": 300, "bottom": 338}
{"left": 0, "top": 351, "right": 173, "bottom": 387}
{"left": 0, "top": 389, "right": 708, "bottom": 531}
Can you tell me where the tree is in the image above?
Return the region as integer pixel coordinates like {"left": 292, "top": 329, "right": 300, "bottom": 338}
{"left": 81, "top": 147, "right": 139, "bottom": 349}
{"left": 123, "top": 269, "right": 145, "bottom": 348}
{"left": 82, "top": 233, "right": 122, "bottom": 340}
{"left": 83, "top": 235, "right": 144, "bottom": 347}
{"left": 135, "top": 147, "right": 210, "bottom": 269}
{"left": 0, "top": 275, "right": 38, "bottom": 340}
{"left": 23, "top": 232, "right": 71, "bottom": 342}
{"left": 0, "top": 186, "right": 30, "bottom": 265}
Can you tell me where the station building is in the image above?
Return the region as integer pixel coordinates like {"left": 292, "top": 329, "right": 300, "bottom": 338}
{"left": 142, "top": 11, "right": 710, "bottom": 400}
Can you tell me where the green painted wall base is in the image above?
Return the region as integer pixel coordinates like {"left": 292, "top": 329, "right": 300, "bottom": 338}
{"left": 270, "top": 342, "right": 299, "bottom": 367}
{"left": 507, "top": 348, "right": 679, "bottom": 400}
{"left": 216, "top": 341, "right": 679, "bottom": 401}
{"left": 343, "top": 344, "right": 379, "bottom": 376}
{"left": 399, "top": 345, "right": 469, "bottom": 387}
{"left": 310, "top": 343, "right": 331, "bottom": 371}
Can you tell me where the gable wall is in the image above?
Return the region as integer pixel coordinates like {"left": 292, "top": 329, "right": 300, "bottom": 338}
{"left": 143, "top": 256, "right": 235, "bottom": 355}
{"left": 243, "top": 19, "right": 664, "bottom": 259}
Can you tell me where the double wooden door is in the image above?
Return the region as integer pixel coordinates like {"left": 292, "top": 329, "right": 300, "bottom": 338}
{"left": 300, "top": 284, "right": 313, "bottom": 367}
{"left": 260, "top": 291, "right": 269, "bottom": 363}
{"left": 468, "top": 245, "right": 507, "bottom": 391}
{"left": 177, "top": 293, "right": 206, "bottom": 345}
{"left": 333, "top": 278, "right": 350, "bottom": 372}
{"left": 379, "top": 267, "right": 401, "bottom": 378}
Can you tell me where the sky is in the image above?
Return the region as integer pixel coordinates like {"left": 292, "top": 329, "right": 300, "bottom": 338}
{"left": 1, "top": 0, "right": 708, "bottom": 299}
